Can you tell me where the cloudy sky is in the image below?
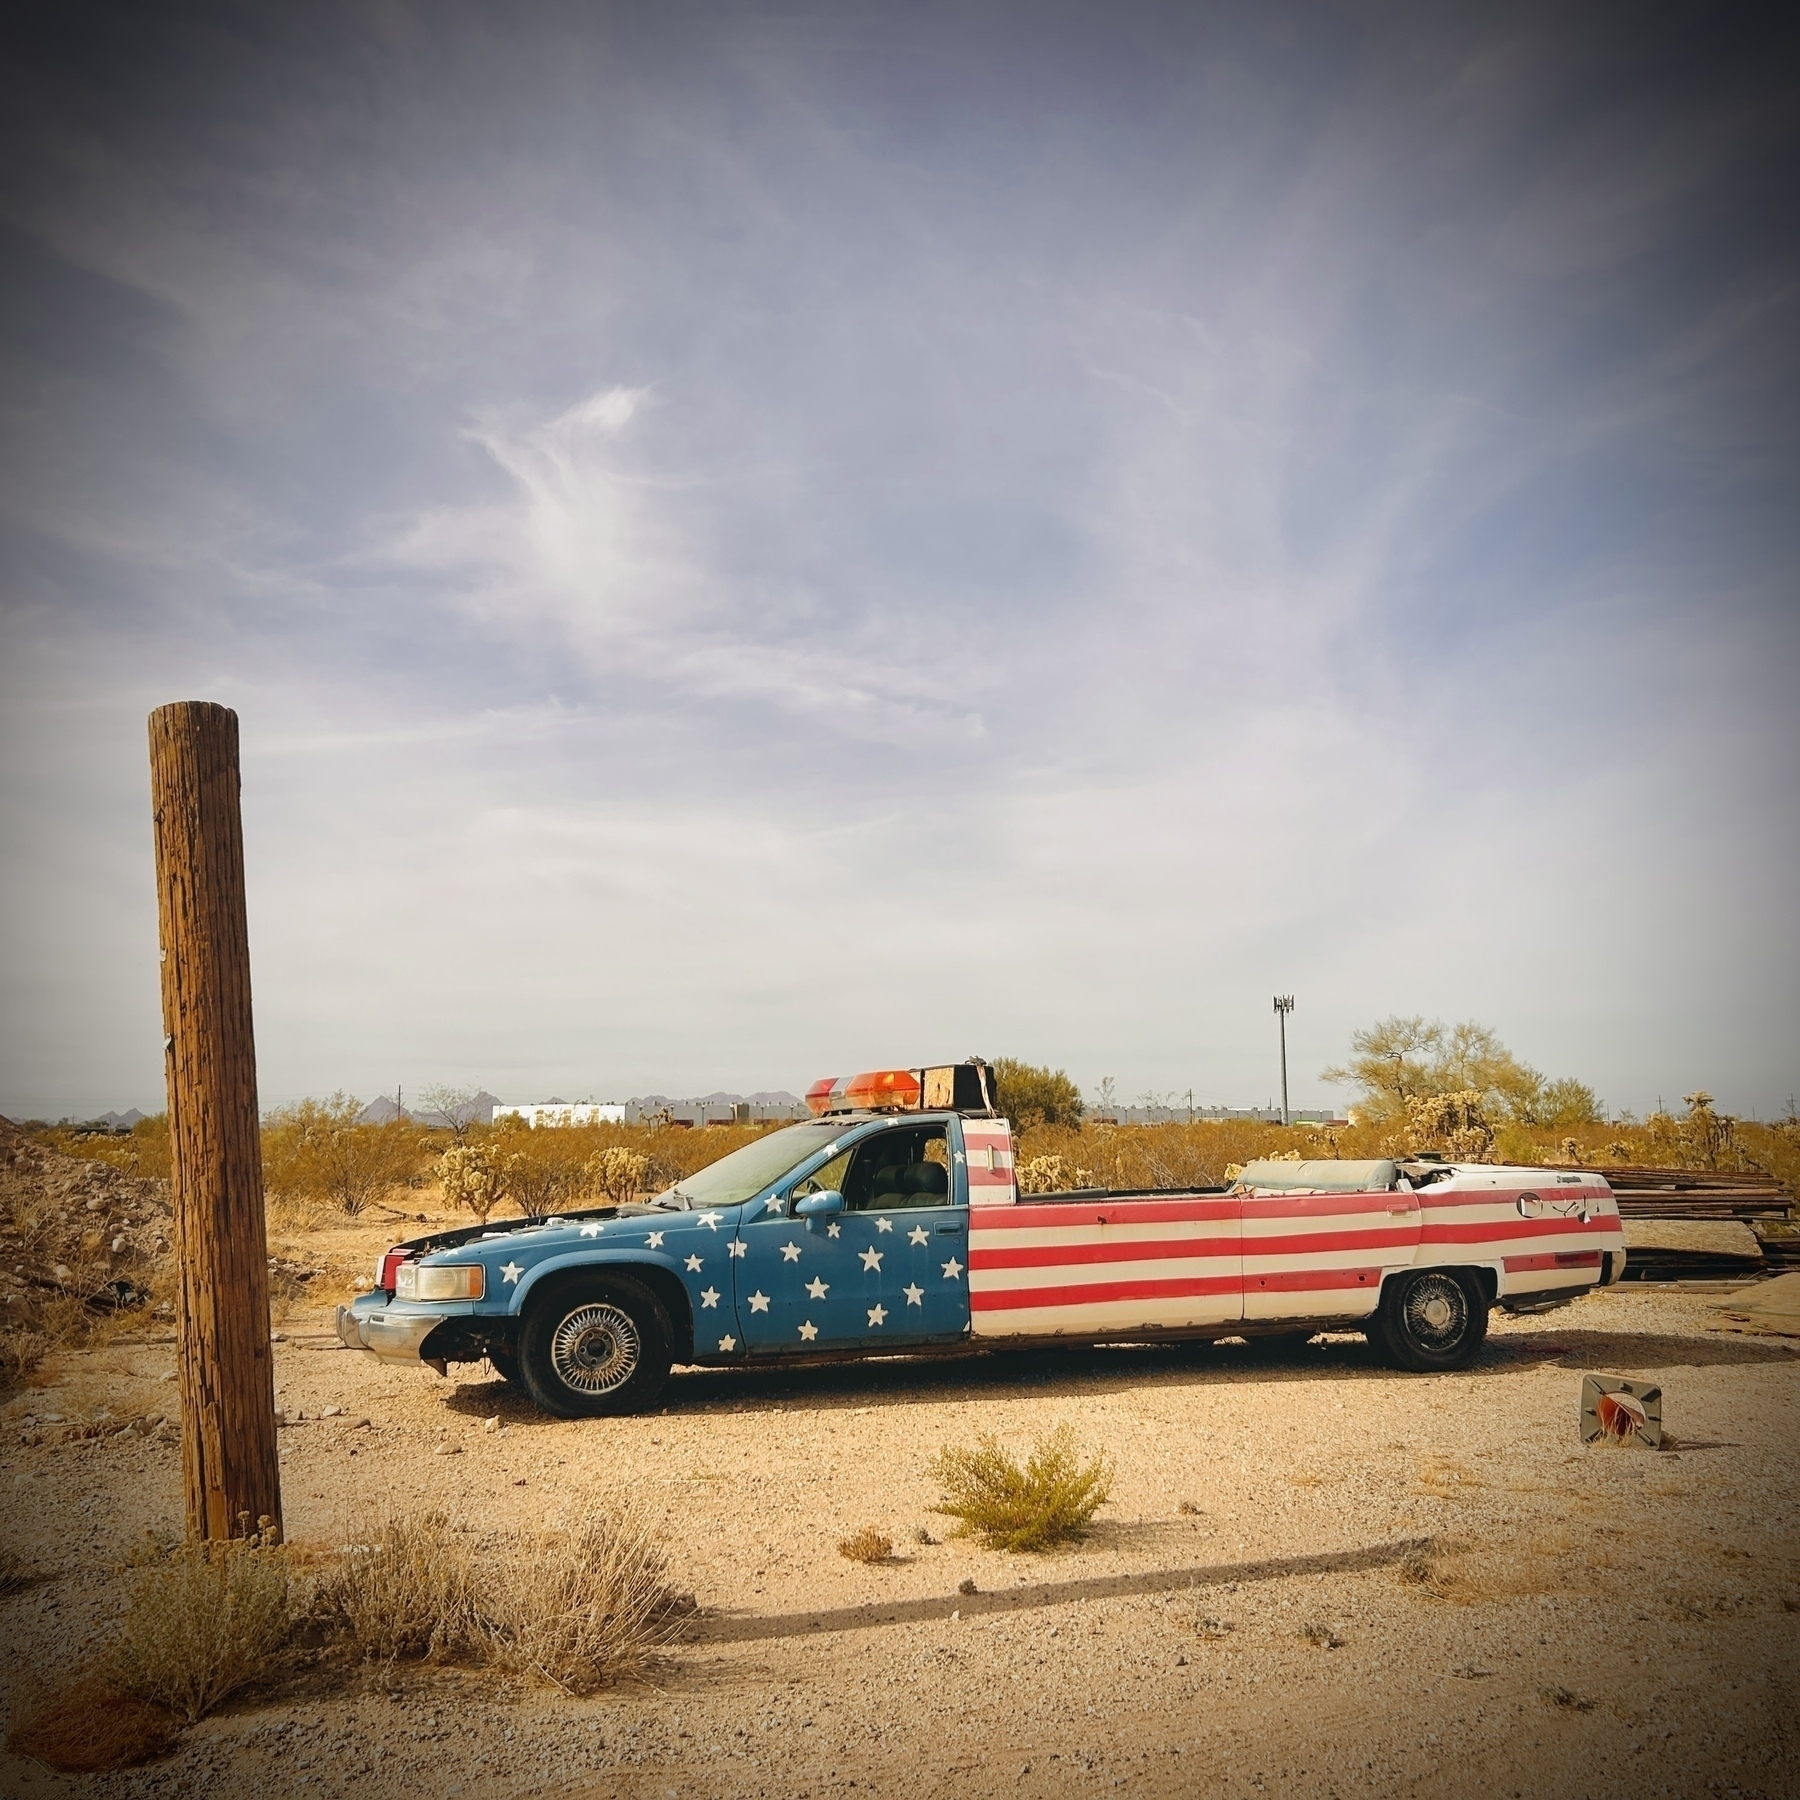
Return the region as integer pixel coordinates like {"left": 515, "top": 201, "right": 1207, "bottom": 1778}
{"left": 2, "top": 1, "right": 1796, "bottom": 1121}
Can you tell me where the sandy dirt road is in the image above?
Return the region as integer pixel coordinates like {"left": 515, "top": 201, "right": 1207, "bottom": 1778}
{"left": 3, "top": 1281, "right": 1797, "bottom": 1799}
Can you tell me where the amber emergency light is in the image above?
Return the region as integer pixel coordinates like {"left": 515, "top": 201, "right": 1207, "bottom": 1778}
{"left": 806, "top": 1061, "right": 994, "bottom": 1116}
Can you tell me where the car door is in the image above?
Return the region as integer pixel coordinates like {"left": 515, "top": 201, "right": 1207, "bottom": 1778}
{"left": 734, "top": 1120, "right": 969, "bottom": 1354}
{"left": 1239, "top": 1178, "right": 1421, "bottom": 1321}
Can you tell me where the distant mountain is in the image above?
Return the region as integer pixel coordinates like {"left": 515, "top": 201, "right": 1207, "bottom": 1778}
{"left": 357, "top": 1090, "right": 503, "bottom": 1127}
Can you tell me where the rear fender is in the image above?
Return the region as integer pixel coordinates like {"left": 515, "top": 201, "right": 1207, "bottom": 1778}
{"left": 1383, "top": 1262, "right": 1500, "bottom": 1309}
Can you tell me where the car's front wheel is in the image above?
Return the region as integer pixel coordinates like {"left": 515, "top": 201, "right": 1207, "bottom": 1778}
{"left": 518, "top": 1276, "right": 673, "bottom": 1417}
{"left": 1372, "top": 1269, "right": 1488, "bottom": 1372}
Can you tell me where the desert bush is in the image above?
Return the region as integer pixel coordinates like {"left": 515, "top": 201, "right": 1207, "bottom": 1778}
{"left": 993, "top": 1059, "right": 1084, "bottom": 1128}
{"left": 585, "top": 1145, "right": 651, "bottom": 1204}
{"left": 6, "top": 1671, "right": 177, "bottom": 1772}
{"left": 437, "top": 1145, "right": 509, "bottom": 1225}
{"left": 313, "top": 1513, "right": 478, "bottom": 1662}
{"left": 0, "top": 1324, "right": 50, "bottom": 1395}
{"left": 261, "top": 1096, "right": 427, "bottom": 1216}
{"left": 837, "top": 1526, "right": 893, "bottom": 1564}
{"left": 1014, "top": 1154, "right": 1095, "bottom": 1196}
{"left": 930, "top": 1426, "right": 1112, "bottom": 1552}
{"left": 110, "top": 1524, "right": 293, "bottom": 1724}
{"left": 484, "top": 1500, "right": 687, "bottom": 1693}
{"left": 487, "top": 1116, "right": 592, "bottom": 1217}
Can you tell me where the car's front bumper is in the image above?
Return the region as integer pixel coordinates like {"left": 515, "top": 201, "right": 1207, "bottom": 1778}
{"left": 336, "top": 1301, "right": 448, "bottom": 1365}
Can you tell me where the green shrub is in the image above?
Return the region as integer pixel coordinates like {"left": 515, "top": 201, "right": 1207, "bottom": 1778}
{"left": 930, "top": 1426, "right": 1112, "bottom": 1552}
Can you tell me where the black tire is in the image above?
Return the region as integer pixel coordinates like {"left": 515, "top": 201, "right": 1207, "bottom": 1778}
{"left": 518, "top": 1274, "right": 673, "bottom": 1418}
{"left": 486, "top": 1346, "right": 522, "bottom": 1386}
{"left": 1372, "top": 1269, "right": 1489, "bottom": 1372}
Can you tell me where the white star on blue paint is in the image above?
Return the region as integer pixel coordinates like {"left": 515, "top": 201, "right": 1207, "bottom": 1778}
{"left": 941, "top": 1256, "right": 964, "bottom": 1280}
{"left": 698, "top": 1212, "right": 722, "bottom": 1231}
{"left": 501, "top": 1262, "right": 523, "bottom": 1284}
{"left": 780, "top": 1242, "right": 802, "bottom": 1263}
{"left": 717, "top": 1334, "right": 737, "bottom": 1353}
{"left": 645, "top": 1231, "right": 665, "bottom": 1248}
{"left": 728, "top": 1240, "right": 747, "bottom": 1258}
{"left": 685, "top": 1254, "right": 703, "bottom": 1272}
{"left": 908, "top": 1225, "right": 929, "bottom": 1247}
{"left": 806, "top": 1277, "right": 829, "bottom": 1300}
{"left": 859, "top": 1247, "right": 884, "bottom": 1272}
{"left": 748, "top": 1291, "right": 770, "bottom": 1313}
{"left": 868, "top": 1304, "right": 887, "bottom": 1326}
{"left": 874, "top": 1217, "right": 893, "bottom": 1234}
{"left": 700, "top": 1287, "right": 720, "bottom": 1309}
{"left": 798, "top": 1320, "right": 819, "bottom": 1341}
{"left": 826, "top": 1221, "right": 841, "bottom": 1238}
{"left": 579, "top": 1221, "right": 603, "bottom": 1238}
{"left": 903, "top": 1284, "right": 924, "bottom": 1306}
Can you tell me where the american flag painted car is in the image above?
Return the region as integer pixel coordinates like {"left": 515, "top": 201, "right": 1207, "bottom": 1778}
{"left": 337, "top": 1059, "right": 1626, "bottom": 1417}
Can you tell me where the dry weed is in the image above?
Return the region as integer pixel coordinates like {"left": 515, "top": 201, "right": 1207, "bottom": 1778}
{"left": 0, "top": 1547, "right": 29, "bottom": 1594}
{"left": 1411, "top": 1454, "right": 1485, "bottom": 1499}
{"left": 7, "top": 1671, "right": 178, "bottom": 1772}
{"left": 484, "top": 1500, "right": 688, "bottom": 1694}
{"left": 1298, "top": 1621, "right": 1344, "bottom": 1648}
{"left": 110, "top": 1524, "right": 293, "bottom": 1724}
{"left": 1541, "top": 1685, "right": 1595, "bottom": 1712}
{"left": 838, "top": 1527, "right": 893, "bottom": 1564}
{"left": 930, "top": 1426, "right": 1112, "bottom": 1552}
{"left": 313, "top": 1513, "right": 478, "bottom": 1662}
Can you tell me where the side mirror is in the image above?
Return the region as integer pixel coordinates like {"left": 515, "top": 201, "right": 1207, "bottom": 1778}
{"left": 795, "top": 1190, "right": 844, "bottom": 1225}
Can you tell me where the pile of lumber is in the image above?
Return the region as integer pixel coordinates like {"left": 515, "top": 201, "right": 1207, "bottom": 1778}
{"left": 1599, "top": 1165, "right": 1792, "bottom": 1221}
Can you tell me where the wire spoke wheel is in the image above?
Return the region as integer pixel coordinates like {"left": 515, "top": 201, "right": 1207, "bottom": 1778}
{"left": 1402, "top": 1274, "right": 1468, "bottom": 1350}
{"left": 1375, "top": 1267, "right": 1488, "bottom": 1371}
{"left": 548, "top": 1303, "right": 641, "bottom": 1396}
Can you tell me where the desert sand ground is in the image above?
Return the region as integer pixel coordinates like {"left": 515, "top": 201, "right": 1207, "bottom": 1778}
{"left": 3, "top": 1264, "right": 1797, "bottom": 1800}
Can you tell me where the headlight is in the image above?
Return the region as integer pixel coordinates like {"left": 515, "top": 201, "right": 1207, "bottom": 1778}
{"left": 395, "top": 1263, "right": 486, "bottom": 1301}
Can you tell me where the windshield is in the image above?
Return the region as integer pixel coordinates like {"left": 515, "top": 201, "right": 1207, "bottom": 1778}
{"left": 653, "top": 1122, "right": 848, "bottom": 1210}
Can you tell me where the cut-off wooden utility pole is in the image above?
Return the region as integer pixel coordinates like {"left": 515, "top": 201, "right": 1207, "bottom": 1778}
{"left": 149, "top": 702, "right": 282, "bottom": 1541}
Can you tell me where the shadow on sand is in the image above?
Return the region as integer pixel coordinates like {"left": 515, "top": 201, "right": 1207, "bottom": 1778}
{"left": 682, "top": 1536, "right": 1430, "bottom": 1645}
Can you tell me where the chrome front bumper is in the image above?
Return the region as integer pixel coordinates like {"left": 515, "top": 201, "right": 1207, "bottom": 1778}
{"left": 335, "top": 1302, "right": 445, "bottom": 1365}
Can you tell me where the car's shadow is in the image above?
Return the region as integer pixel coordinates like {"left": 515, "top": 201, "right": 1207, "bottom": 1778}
{"left": 436, "top": 1322, "right": 1795, "bottom": 1424}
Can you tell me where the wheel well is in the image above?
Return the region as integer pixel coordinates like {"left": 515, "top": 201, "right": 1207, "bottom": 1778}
{"left": 1379, "top": 1265, "right": 1497, "bottom": 1309}
{"left": 521, "top": 1262, "right": 694, "bottom": 1363}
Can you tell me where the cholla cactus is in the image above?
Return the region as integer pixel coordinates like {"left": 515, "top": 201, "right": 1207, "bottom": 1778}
{"left": 1387, "top": 1090, "right": 1495, "bottom": 1163}
{"left": 438, "top": 1145, "right": 508, "bottom": 1223}
{"left": 1015, "top": 1154, "right": 1095, "bottom": 1195}
{"left": 584, "top": 1146, "right": 651, "bottom": 1204}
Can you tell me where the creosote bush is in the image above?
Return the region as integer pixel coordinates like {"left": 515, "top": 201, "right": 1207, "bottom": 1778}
{"left": 837, "top": 1526, "right": 893, "bottom": 1564}
{"left": 111, "top": 1522, "right": 293, "bottom": 1725}
{"left": 930, "top": 1426, "right": 1113, "bottom": 1552}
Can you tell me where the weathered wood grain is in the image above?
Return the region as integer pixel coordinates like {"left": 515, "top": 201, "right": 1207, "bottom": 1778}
{"left": 149, "top": 701, "right": 282, "bottom": 1541}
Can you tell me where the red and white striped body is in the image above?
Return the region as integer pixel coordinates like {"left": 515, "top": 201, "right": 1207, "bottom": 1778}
{"left": 966, "top": 1134, "right": 1624, "bottom": 1340}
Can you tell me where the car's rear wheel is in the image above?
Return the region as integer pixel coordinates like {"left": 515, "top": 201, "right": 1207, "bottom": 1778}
{"left": 518, "top": 1275, "right": 673, "bottom": 1418}
{"left": 1372, "top": 1269, "right": 1488, "bottom": 1371}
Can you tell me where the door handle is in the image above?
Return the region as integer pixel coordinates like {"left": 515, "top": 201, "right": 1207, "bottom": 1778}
{"left": 936, "top": 1222, "right": 965, "bottom": 1234}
